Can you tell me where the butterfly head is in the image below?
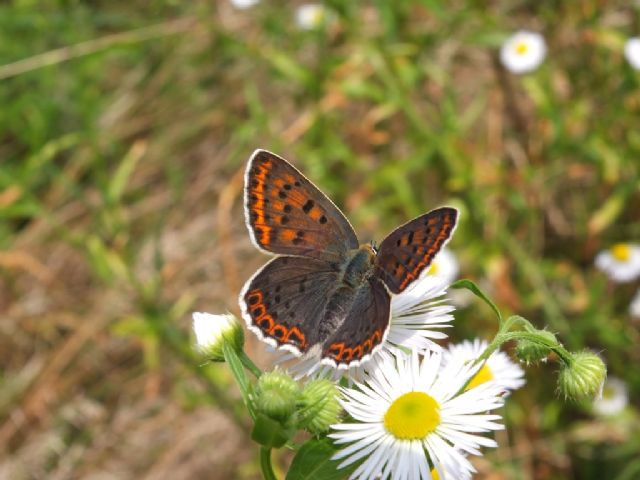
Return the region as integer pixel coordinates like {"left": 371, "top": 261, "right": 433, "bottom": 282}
{"left": 370, "top": 240, "right": 379, "bottom": 254}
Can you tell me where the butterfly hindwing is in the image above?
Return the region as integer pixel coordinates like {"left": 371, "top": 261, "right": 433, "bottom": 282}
{"left": 240, "top": 255, "right": 340, "bottom": 355}
{"left": 375, "top": 207, "right": 458, "bottom": 294}
{"left": 321, "top": 277, "right": 391, "bottom": 367}
{"left": 244, "top": 150, "right": 359, "bottom": 260}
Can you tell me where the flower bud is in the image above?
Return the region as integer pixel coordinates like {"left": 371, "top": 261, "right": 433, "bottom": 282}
{"left": 298, "top": 378, "right": 342, "bottom": 434}
{"left": 515, "top": 330, "right": 556, "bottom": 364}
{"left": 253, "top": 370, "right": 300, "bottom": 423}
{"left": 558, "top": 351, "right": 607, "bottom": 401}
{"left": 192, "top": 312, "right": 244, "bottom": 362}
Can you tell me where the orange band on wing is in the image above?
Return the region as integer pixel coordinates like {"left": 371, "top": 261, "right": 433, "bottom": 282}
{"left": 248, "top": 159, "right": 274, "bottom": 246}
{"left": 246, "top": 288, "right": 307, "bottom": 350}
{"left": 397, "top": 213, "right": 456, "bottom": 291}
{"left": 326, "top": 328, "right": 384, "bottom": 363}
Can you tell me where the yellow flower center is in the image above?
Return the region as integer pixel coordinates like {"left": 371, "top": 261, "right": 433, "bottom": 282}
{"left": 310, "top": 9, "right": 325, "bottom": 26}
{"left": 428, "top": 261, "right": 440, "bottom": 275}
{"left": 383, "top": 392, "right": 440, "bottom": 440}
{"left": 515, "top": 41, "right": 529, "bottom": 55}
{"left": 430, "top": 468, "right": 440, "bottom": 480}
{"left": 611, "top": 243, "right": 631, "bottom": 262}
{"left": 602, "top": 384, "right": 616, "bottom": 400}
{"left": 466, "top": 363, "right": 494, "bottom": 390}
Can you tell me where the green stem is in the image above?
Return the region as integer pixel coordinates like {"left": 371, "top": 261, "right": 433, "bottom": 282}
{"left": 260, "top": 447, "right": 278, "bottom": 480}
{"left": 497, "top": 229, "right": 571, "bottom": 336}
{"left": 240, "top": 350, "right": 263, "bottom": 378}
{"left": 489, "top": 330, "right": 573, "bottom": 366}
{"left": 475, "top": 314, "right": 568, "bottom": 366}
{"left": 451, "top": 279, "right": 504, "bottom": 327}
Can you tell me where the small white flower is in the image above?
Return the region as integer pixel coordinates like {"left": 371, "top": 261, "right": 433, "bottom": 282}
{"left": 282, "top": 274, "right": 455, "bottom": 380}
{"left": 500, "top": 30, "right": 547, "bottom": 74}
{"left": 192, "top": 312, "right": 244, "bottom": 360}
{"left": 230, "top": 0, "right": 259, "bottom": 9}
{"left": 624, "top": 37, "right": 640, "bottom": 70}
{"left": 443, "top": 339, "right": 525, "bottom": 395}
{"left": 595, "top": 243, "right": 640, "bottom": 283}
{"left": 295, "top": 4, "right": 328, "bottom": 30}
{"left": 329, "top": 351, "right": 504, "bottom": 479}
{"left": 630, "top": 289, "right": 640, "bottom": 318}
{"left": 426, "top": 248, "right": 459, "bottom": 286}
{"left": 592, "top": 377, "right": 628, "bottom": 416}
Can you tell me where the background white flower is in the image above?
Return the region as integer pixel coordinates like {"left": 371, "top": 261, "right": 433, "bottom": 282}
{"left": 426, "top": 247, "right": 459, "bottom": 286}
{"left": 230, "top": 0, "right": 259, "bottom": 9}
{"left": 295, "top": 4, "right": 327, "bottom": 30}
{"left": 595, "top": 243, "right": 640, "bottom": 283}
{"left": 630, "top": 289, "right": 640, "bottom": 318}
{"left": 592, "top": 377, "right": 628, "bottom": 416}
{"left": 500, "top": 30, "right": 546, "bottom": 74}
{"left": 443, "top": 338, "right": 525, "bottom": 395}
{"left": 330, "top": 351, "right": 504, "bottom": 480}
{"left": 431, "top": 460, "right": 473, "bottom": 480}
{"left": 624, "top": 37, "right": 640, "bottom": 70}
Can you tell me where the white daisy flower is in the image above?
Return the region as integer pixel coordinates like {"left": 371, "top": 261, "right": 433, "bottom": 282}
{"left": 425, "top": 248, "right": 459, "bottom": 286}
{"left": 624, "top": 37, "right": 640, "bottom": 70}
{"left": 630, "top": 289, "right": 640, "bottom": 318}
{"left": 295, "top": 3, "right": 328, "bottom": 30}
{"left": 280, "top": 273, "right": 455, "bottom": 380}
{"left": 329, "top": 351, "right": 504, "bottom": 479}
{"left": 500, "top": 30, "right": 547, "bottom": 74}
{"left": 592, "top": 377, "right": 628, "bottom": 417}
{"left": 595, "top": 243, "right": 640, "bottom": 283}
{"left": 192, "top": 312, "right": 244, "bottom": 361}
{"left": 442, "top": 339, "right": 525, "bottom": 395}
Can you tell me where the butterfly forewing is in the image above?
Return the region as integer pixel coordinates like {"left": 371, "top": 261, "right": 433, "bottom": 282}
{"left": 245, "top": 150, "right": 358, "bottom": 260}
{"left": 240, "top": 256, "right": 340, "bottom": 355}
{"left": 375, "top": 207, "right": 458, "bottom": 294}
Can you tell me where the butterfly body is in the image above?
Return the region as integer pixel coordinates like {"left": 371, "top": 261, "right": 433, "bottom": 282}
{"left": 239, "top": 150, "right": 458, "bottom": 368}
{"left": 318, "top": 245, "right": 380, "bottom": 344}
{"left": 341, "top": 244, "right": 377, "bottom": 288}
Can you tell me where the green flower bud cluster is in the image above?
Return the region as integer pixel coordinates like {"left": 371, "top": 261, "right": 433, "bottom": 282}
{"left": 515, "top": 329, "right": 557, "bottom": 365}
{"left": 298, "top": 379, "right": 342, "bottom": 434}
{"left": 250, "top": 370, "right": 343, "bottom": 444}
{"left": 253, "top": 369, "right": 301, "bottom": 422}
{"left": 558, "top": 351, "right": 607, "bottom": 401}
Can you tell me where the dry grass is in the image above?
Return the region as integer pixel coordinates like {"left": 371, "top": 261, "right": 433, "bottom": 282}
{"left": 2, "top": 2, "right": 640, "bottom": 479}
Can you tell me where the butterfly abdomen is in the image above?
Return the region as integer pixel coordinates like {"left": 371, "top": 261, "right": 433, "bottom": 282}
{"left": 321, "top": 286, "right": 355, "bottom": 339}
{"left": 318, "top": 246, "right": 377, "bottom": 339}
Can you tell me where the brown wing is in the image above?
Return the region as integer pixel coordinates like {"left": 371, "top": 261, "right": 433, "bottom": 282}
{"left": 375, "top": 207, "right": 458, "bottom": 294}
{"left": 321, "top": 277, "right": 391, "bottom": 367}
{"left": 240, "top": 255, "right": 340, "bottom": 356}
{"left": 244, "top": 150, "right": 358, "bottom": 261}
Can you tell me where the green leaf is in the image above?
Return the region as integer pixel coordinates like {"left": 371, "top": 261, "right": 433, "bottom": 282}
{"left": 286, "top": 438, "right": 359, "bottom": 480}
{"left": 107, "top": 141, "right": 144, "bottom": 204}
{"left": 222, "top": 341, "right": 254, "bottom": 418}
{"left": 450, "top": 279, "right": 503, "bottom": 325}
{"left": 251, "top": 413, "right": 291, "bottom": 449}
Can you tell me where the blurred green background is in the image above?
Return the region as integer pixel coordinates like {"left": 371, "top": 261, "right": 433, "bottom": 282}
{"left": 1, "top": 1, "right": 639, "bottom": 479}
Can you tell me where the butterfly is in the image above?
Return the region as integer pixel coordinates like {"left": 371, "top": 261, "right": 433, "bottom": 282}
{"left": 239, "top": 150, "right": 458, "bottom": 368}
